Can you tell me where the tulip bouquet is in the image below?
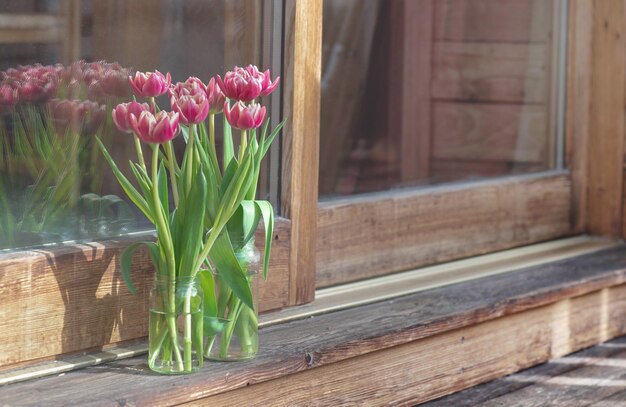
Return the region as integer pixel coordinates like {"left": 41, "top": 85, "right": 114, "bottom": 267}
{"left": 0, "top": 61, "right": 134, "bottom": 249}
{"left": 100, "top": 65, "right": 282, "bottom": 373}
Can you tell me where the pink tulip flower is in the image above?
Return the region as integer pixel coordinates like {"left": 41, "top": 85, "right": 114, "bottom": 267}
{"left": 129, "top": 70, "right": 172, "bottom": 98}
{"left": 112, "top": 101, "right": 152, "bottom": 133}
{"left": 47, "top": 99, "right": 106, "bottom": 136}
{"left": 170, "top": 77, "right": 207, "bottom": 99}
{"left": 130, "top": 110, "right": 180, "bottom": 144}
{"left": 170, "top": 93, "right": 209, "bottom": 125}
{"left": 217, "top": 65, "right": 280, "bottom": 102}
{"left": 244, "top": 65, "right": 280, "bottom": 97}
{"left": 0, "top": 84, "right": 15, "bottom": 106}
{"left": 207, "top": 77, "right": 225, "bottom": 114}
{"left": 216, "top": 66, "right": 263, "bottom": 102}
{"left": 224, "top": 101, "right": 266, "bottom": 130}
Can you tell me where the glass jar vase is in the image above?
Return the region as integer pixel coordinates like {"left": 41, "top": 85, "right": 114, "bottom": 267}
{"left": 205, "top": 239, "right": 260, "bottom": 361}
{"left": 149, "top": 275, "right": 204, "bottom": 374}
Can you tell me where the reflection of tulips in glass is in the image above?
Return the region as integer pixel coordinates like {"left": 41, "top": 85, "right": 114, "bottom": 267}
{"left": 47, "top": 98, "right": 106, "bottom": 136}
{"left": 0, "top": 60, "right": 137, "bottom": 250}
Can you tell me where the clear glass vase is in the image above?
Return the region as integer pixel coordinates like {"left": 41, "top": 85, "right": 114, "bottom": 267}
{"left": 205, "top": 239, "right": 260, "bottom": 361}
{"left": 149, "top": 275, "right": 204, "bottom": 374}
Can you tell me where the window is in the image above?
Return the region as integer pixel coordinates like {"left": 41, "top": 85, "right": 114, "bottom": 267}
{"left": 316, "top": 0, "right": 575, "bottom": 287}
{"left": 2, "top": 0, "right": 625, "bottom": 372}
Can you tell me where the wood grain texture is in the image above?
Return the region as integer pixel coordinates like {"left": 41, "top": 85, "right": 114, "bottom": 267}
{"left": 318, "top": 0, "right": 380, "bottom": 195}
{"left": 434, "top": 0, "right": 552, "bottom": 43}
{"left": 432, "top": 42, "right": 547, "bottom": 104}
{"left": 200, "top": 288, "right": 626, "bottom": 407}
{"left": 432, "top": 102, "right": 547, "bottom": 163}
{"left": 425, "top": 337, "right": 626, "bottom": 406}
{"left": 566, "top": 0, "right": 592, "bottom": 234}
{"left": 3, "top": 245, "right": 626, "bottom": 406}
{"left": 586, "top": 0, "right": 626, "bottom": 236}
{"left": 430, "top": 159, "right": 545, "bottom": 182}
{"left": 388, "top": 0, "right": 433, "bottom": 183}
{"left": 281, "top": 0, "right": 322, "bottom": 305}
{"left": 317, "top": 172, "right": 572, "bottom": 287}
{"left": 0, "top": 219, "right": 291, "bottom": 369}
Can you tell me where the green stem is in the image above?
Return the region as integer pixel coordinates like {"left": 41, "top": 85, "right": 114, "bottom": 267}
{"left": 133, "top": 135, "right": 147, "bottom": 172}
{"left": 220, "top": 298, "right": 244, "bottom": 358}
{"left": 164, "top": 141, "right": 180, "bottom": 207}
{"left": 183, "top": 289, "right": 193, "bottom": 371}
{"left": 185, "top": 125, "right": 196, "bottom": 194}
{"left": 209, "top": 114, "right": 217, "bottom": 162}
{"left": 237, "top": 307, "right": 255, "bottom": 354}
{"left": 148, "top": 321, "right": 169, "bottom": 367}
{"left": 239, "top": 130, "right": 247, "bottom": 162}
{"left": 151, "top": 146, "right": 183, "bottom": 371}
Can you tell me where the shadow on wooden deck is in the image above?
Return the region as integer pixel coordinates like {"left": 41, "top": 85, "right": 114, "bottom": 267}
{"left": 423, "top": 336, "right": 626, "bottom": 406}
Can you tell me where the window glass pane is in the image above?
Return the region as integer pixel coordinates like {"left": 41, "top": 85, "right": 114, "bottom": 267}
{"left": 0, "top": 0, "right": 266, "bottom": 250}
{"left": 319, "top": 0, "right": 566, "bottom": 199}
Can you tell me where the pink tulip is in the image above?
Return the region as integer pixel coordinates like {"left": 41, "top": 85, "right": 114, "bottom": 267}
{"left": 216, "top": 66, "right": 263, "bottom": 102}
{"left": 130, "top": 110, "right": 180, "bottom": 144}
{"left": 170, "top": 93, "right": 209, "bottom": 125}
{"left": 244, "top": 65, "right": 280, "bottom": 97}
{"left": 170, "top": 77, "right": 207, "bottom": 99}
{"left": 0, "top": 84, "right": 15, "bottom": 106}
{"left": 223, "top": 101, "right": 266, "bottom": 130}
{"left": 47, "top": 99, "right": 106, "bottom": 136}
{"left": 129, "top": 70, "right": 171, "bottom": 98}
{"left": 112, "top": 101, "right": 152, "bottom": 133}
{"left": 207, "top": 77, "right": 225, "bottom": 114}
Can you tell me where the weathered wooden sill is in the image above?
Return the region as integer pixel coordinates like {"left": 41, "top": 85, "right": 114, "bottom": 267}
{"left": 2, "top": 245, "right": 626, "bottom": 406}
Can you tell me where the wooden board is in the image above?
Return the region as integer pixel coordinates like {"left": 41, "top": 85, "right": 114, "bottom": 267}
{"left": 565, "top": 0, "right": 592, "bottom": 234}
{"left": 432, "top": 42, "right": 548, "bottom": 104}
{"left": 388, "top": 0, "right": 433, "bottom": 184}
{"left": 432, "top": 102, "right": 547, "bottom": 163}
{"left": 434, "top": 0, "right": 552, "bottom": 43}
{"left": 0, "top": 218, "right": 291, "bottom": 369}
{"left": 425, "top": 338, "right": 626, "bottom": 406}
{"left": 3, "top": 245, "right": 626, "bottom": 406}
{"left": 317, "top": 173, "right": 571, "bottom": 287}
{"left": 201, "top": 288, "right": 626, "bottom": 406}
{"left": 281, "top": 0, "right": 322, "bottom": 305}
{"left": 586, "top": 0, "right": 626, "bottom": 237}
{"left": 430, "top": 159, "right": 546, "bottom": 182}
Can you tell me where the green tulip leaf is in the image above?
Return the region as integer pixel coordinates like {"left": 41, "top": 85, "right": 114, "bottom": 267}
{"left": 255, "top": 200, "right": 274, "bottom": 280}
{"left": 120, "top": 241, "right": 161, "bottom": 295}
{"left": 209, "top": 232, "right": 254, "bottom": 310}
{"left": 203, "top": 316, "right": 231, "bottom": 337}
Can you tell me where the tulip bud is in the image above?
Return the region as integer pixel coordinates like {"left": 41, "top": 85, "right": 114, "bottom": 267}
{"left": 224, "top": 101, "right": 266, "bottom": 130}
{"left": 170, "top": 77, "right": 207, "bottom": 99}
{"left": 112, "top": 101, "right": 152, "bottom": 133}
{"left": 130, "top": 110, "right": 180, "bottom": 144}
{"left": 216, "top": 66, "right": 263, "bottom": 102}
{"left": 170, "top": 93, "right": 209, "bottom": 125}
{"left": 207, "top": 77, "right": 225, "bottom": 114}
{"left": 129, "top": 70, "right": 171, "bottom": 98}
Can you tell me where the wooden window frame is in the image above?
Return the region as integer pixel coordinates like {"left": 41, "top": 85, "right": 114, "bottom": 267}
{"left": 315, "top": 0, "right": 626, "bottom": 288}
{"left": 0, "top": 0, "right": 321, "bottom": 368}
{"left": 1, "top": 0, "right": 625, "bottom": 374}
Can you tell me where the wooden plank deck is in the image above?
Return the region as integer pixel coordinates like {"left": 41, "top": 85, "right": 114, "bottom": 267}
{"left": 424, "top": 336, "right": 626, "bottom": 406}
